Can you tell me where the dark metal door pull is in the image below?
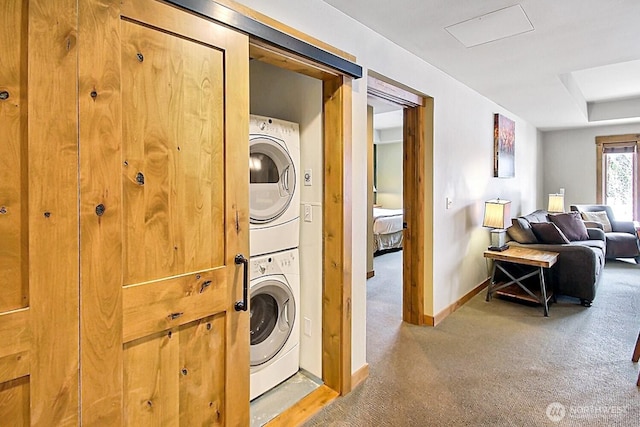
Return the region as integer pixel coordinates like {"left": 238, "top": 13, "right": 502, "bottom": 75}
{"left": 234, "top": 254, "right": 248, "bottom": 311}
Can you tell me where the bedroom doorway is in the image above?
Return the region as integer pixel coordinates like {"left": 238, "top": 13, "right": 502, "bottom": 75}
{"left": 367, "top": 74, "right": 433, "bottom": 326}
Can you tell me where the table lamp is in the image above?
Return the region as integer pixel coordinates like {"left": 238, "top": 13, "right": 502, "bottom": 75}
{"left": 548, "top": 193, "right": 564, "bottom": 213}
{"left": 483, "top": 199, "right": 511, "bottom": 251}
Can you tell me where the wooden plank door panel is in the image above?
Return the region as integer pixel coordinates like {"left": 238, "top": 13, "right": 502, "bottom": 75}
{"left": 0, "top": 376, "right": 29, "bottom": 424}
{"left": 124, "top": 329, "right": 179, "bottom": 425}
{"left": 122, "top": 268, "right": 227, "bottom": 343}
{"left": 121, "top": 19, "right": 225, "bottom": 285}
{"left": 118, "top": 16, "right": 232, "bottom": 424}
{"left": 0, "top": 11, "right": 29, "bottom": 418}
{"left": 178, "top": 314, "right": 226, "bottom": 425}
{"left": 1, "top": 0, "right": 79, "bottom": 424}
{"left": 0, "top": 0, "right": 28, "bottom": 314}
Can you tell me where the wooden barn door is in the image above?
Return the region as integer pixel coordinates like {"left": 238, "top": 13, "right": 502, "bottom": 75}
{"left": 2, "top": 0, "right": 249, "bottom": 424}
{"left": 79, "top": 0, "right": 250, "bottom": 425}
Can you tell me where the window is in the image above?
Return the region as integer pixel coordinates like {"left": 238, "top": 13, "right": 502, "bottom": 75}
{"left": 596, "top": 134, "right": 640, "bottom": 221}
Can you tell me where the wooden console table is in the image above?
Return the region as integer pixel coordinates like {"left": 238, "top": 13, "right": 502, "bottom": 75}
{"left": 484, "top": 246, "right": 559, "bottom": 316}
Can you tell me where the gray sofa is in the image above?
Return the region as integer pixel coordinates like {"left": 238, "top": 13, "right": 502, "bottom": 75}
{"left": 502, "top": 209, "right": 606, "bottom": 306}
{"left": 570, "top": 204, "right": 640, "bottom": 263}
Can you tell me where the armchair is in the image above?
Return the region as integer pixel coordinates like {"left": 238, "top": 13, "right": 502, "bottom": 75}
{"left": 570, "top": 204, "right": 640, "bottom": 264}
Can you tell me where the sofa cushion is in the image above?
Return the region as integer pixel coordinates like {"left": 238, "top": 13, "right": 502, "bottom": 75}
{"left": 580, "top": 211, "right": 612, "bottom": 232}
{"left": 549, "top": 212, "right": 589, "bottom": 241}
{"left": 530, "top": 222, "right": 570, "bottom": 244}
{"left": 569, "top": 239, "right": 606, "bottom": 252}
{"left": 507, "top": 218, "right": 538, "bottom": 244}
{"left": 605, "top": 232, "right": 640, "bottom": 258}
{"left": 522, "top": 209, "right": 549, "bottom": 224}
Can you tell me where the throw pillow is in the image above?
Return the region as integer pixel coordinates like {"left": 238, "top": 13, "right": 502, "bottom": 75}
{"left": 506, "top": 218, "right": 538, "bottom": 244}
{"left": 580, "top": 211, "right": 612, "bottom": 232}
{"left": 530, "top": 222, "right": 570, "bottom": 244}
{"left": 548, "top": 212, "right": 589, "bottom": 241}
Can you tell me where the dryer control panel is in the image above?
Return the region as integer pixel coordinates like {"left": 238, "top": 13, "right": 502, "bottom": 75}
{"left": 250, "top": 115, "right": 299, "bottom": 140}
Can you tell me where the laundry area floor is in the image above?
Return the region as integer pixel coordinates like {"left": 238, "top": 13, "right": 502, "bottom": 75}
{"left": 250, "top": 370, "right": 322, "bottom": 427}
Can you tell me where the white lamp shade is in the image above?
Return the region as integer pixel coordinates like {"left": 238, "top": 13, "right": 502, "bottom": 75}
{"left": 482, "top": 199, "right": 511, "bottom": 229}
{"left": 548, "top": 193, "right": 564, "bottom": 213}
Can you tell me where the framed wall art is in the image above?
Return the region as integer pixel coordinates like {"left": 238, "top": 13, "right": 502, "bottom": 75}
{"left": 493, "top": 113, "right": 515, "bottom": 178}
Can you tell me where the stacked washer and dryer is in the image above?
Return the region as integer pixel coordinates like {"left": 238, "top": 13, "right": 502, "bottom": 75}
{"left": 248, "top": 115, "right": 301, "bottom": 401}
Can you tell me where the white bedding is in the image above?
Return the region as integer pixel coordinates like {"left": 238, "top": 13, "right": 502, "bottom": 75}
{"left": 373, "top": 208, "right": 404, "bottom": 234}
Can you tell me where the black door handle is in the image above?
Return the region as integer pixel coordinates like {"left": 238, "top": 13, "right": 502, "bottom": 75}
{"left": 234, "top": 254, "right": 249, "bottom": 311}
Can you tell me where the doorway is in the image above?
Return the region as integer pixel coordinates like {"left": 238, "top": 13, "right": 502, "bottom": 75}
{"left": 366, "top": 74, "right": 434, "bottom": 326}
{"left": 367, "top": 97, "right": 404, "bottom": 322}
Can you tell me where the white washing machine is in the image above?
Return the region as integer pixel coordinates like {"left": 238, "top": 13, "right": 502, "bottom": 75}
{"left": 249, "top": 115, "right": 301, "bottom": 257}
{"left": 249, "top": 248, "right": 300, "bottom": 401}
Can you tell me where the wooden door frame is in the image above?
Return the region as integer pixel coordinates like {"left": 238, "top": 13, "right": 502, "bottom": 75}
{"left": 204, "top": 1, "right": 356, "bottom": 398}
{"left": 156, "top": 0, "right": 357, "bottom": 401}
{"left": 367, "top": 74, "right": 434, "bottom": 326}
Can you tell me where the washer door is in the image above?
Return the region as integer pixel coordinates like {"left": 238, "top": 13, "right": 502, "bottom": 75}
{"left": 249, "top": 136, "right": 296, "bottom": 224}
{"left": 250, "top": 278, "right": 296, "bottom": 367}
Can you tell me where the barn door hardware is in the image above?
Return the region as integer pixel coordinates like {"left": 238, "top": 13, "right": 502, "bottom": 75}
{"left": 234, "top": 254, "right": 248, "bottom": 311}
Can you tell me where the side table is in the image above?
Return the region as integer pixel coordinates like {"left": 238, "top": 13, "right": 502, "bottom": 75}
{"left": 484, "top": 246, "right": 559, "bottom": 316}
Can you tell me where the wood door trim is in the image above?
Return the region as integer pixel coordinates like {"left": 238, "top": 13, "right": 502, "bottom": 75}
{"left": 322, "top": 75, "right": 353, "bottom": 395}
{"left": 163, "top": 0, "right": 362, "bottom": 78}
{"left": 402, "top": 106, "right": 428, "bottom": 325}
{"left": 265, "top": 384, "right": 339, "bottom": 426}
{"left": 249, "top": 42, "right": 340, "bottom": 81}
{"left": 368, "top": 75, "right": 423, "bottom": 108}
{"left": 211, "top": 0, "right": 354, "bottom": 61}
{"left": 367, "top": 77, "right": 433, "bottom": 326}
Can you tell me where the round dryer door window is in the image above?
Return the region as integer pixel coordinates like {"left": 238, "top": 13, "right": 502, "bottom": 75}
{"left": 249, "top": 136, "right": 296, "bottom": 224}
{"left": 250, "top": 279, "right": 296, "bottom": 367}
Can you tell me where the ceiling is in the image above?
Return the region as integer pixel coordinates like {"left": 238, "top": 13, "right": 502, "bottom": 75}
{"left": 324, "top": 0, "right": 640, "bottom": 131}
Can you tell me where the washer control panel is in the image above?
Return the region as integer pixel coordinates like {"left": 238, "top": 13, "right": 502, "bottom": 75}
{"left": 249, "top": 250, "right": 298, "bottom": 279}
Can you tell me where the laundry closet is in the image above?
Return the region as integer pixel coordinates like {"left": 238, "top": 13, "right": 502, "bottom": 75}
{"left": 0, "top": 0, "right": 357, "bottom": 424}
{"left": 248, "top": 60, "right": 324, "bottom": 403}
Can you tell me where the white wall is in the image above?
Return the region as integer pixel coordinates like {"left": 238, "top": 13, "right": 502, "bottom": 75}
{"left": 542, "top": 123, "right": 640, "bottom": 208}
{"left": 237, "top": 0, "right": 542, "bottom": 376}
{"left": 249, "top": 61, "right": 324, "bottom": 378}
{"left": 375, "top": 141, "right": 403, "bottom": 208}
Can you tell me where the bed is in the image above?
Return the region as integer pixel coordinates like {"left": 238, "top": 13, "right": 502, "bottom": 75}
{"left": 372, "top": 207, "right": 404, "bottom": 254}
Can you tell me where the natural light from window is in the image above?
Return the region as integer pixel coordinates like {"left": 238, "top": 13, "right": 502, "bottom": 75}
{"left": 605, "top": 152, "right": 633, "bottom": 220}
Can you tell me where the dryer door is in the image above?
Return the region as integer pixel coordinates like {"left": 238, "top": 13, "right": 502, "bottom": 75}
{"left": 250, "top": 277, "right": 296, "bottom": 366}
{"left": 249, "top": 136, "right": 296, "bottom": 224}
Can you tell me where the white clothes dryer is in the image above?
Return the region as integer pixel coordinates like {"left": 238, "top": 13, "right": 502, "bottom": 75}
{"left": 249, "top": 248, "right": 300, "bottom": 401}
{"left": 249, "top": 115, "right": 300, "bottom": 257}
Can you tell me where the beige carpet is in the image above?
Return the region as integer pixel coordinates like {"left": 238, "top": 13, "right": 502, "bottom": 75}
{"left": 304, "top": 251, "right": 640, "bottom": 426}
